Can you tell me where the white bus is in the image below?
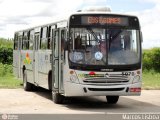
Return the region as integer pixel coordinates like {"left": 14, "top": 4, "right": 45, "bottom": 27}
{"left": 13, "top": 9, "right": 142, "bottom": 104}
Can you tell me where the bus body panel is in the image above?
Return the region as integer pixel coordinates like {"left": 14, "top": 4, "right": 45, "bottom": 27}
{"left": 21, "top": 50, "right": 34, "bottom": 83}
{"left": 13, "top": 50, "right": 21, "bottom": 78}
{"left": 34, "top": 50, "right": 38, "bottom": 85}
{"left": 37, "top": 50, "right": 52, "bottom": 89}
{"left": 20, "top": 50, "right": 51, "bottom": 89}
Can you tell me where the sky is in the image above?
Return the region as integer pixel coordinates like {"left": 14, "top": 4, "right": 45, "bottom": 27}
{"left": 0, "top": 0, "right": 160, "bottom": 48}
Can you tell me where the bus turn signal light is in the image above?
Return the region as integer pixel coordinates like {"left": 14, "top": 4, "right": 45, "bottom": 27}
{"left": 130, "top": 88, "right": 141, "bottom": 92}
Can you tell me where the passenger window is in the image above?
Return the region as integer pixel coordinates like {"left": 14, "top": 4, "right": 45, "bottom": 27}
{"left": 54, "top": 30, "right": 59, "bottom": 57}
{"left": 22, "top": 31, "right": 29, "bottom": 50}
{"left": 61, "top": 30, "right": 66, "bottom": 53}
{"left": 48, "top": 26, "right": 51, "bottom": 49}
{"left": 40, "top": 27, "right": 48, "bottom": 49}
{"left": 14, "top": 34, "right": 18, "bottom": 50}
{"left": 29, "top": 30, "right": 34, "bottom": 50}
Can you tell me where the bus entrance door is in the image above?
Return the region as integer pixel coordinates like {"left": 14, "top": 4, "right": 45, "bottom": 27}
{"left": 33, "top": 32, "right": 40, "bottom": 85}
{"left": 52, "top": 28, "right": 59, "bottom": 92}
{"left": 51, "top": 27, "right": 65, "bottom": 93}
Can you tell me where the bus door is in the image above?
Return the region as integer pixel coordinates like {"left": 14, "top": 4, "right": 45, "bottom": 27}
{"left": 33, "top": 32, "right": 40, "bottom": 85}
{"left": 59, "top": 28, "right": 67, "bottom": 92}
{"left": 51, "top": 27, "right": 66, "bottom": 93}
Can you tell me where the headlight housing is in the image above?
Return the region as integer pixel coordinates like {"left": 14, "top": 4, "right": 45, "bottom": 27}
{"left": 132, "top": 75, "right": 140, "bottom": 84}
{"left": 70, "top": 71, "right": 80, "bottom": 83}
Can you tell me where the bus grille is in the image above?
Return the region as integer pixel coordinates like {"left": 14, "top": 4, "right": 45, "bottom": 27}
{"left": 83, "top": 73, "right": 130, "bottom": 84}
{"left": 88, "top": 88, "right": 125, "bottom": 91}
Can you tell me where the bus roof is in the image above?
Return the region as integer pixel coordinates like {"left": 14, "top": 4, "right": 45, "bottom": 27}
{"left": 15, "top": 19, "right": 68, "bottom": 33}
{"left": 70, "top": 11, "right": 138, "bottom": 18}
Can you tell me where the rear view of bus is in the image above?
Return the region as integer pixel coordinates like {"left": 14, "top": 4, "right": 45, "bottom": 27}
{"left": 64, "top": 11, "right": 142, "bottom": 104}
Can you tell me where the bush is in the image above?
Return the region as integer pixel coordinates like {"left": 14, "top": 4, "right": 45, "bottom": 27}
{"left": 143, "top": 50, "right": 153, "bottom": 70}
{"left": 0, "top": 47, "right": 13, "bottom": 64}
{"left": 152, "top": 48, "right": 160, "bottom": 71}
{"left": 143, "top": 48, "right": 160, "bottom": 72}
{"left": 0, "top": 38, "right": 13, "bottom": 77}
{"left": 0, "top": 38, "right": 13, "bottom": 64}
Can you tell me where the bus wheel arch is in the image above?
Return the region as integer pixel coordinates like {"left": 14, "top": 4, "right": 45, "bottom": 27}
{"left": 23, "top": 70, "right": 33, "bottom": 91}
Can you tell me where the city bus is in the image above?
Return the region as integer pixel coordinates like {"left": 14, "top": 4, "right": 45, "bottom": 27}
{"left": 13, "top": 8, "right": 142, "bottom": 104}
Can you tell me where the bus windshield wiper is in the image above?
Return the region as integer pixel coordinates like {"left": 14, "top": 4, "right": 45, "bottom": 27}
{"left": 86, "top": 28, "right": 100, "bottom": 43}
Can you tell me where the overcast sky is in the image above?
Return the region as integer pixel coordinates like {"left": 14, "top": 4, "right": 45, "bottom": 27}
{"left": 0, "top": 0, "right": 160, "bottom": 48}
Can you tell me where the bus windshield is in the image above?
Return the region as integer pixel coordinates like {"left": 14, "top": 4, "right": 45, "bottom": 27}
{"left": 69, "top": 27, "right": 140, "bottom": 66}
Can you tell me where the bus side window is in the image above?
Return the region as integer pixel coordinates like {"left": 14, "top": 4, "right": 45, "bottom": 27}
{"left": 22, "top": 31, "right": 29, "bottom": 50}
{"left": 40, "top": 27, "right": 48, "bottom": 50}
{"left": 61, "top": 30, "right": 66, "bottom": 52}
{"left": 14, "top": 34, "right": 18, "bottom": 50}
{"left": 54, "top": 30, "right": 59, "bottom": 58}
{"left": 29, "top": 30, "right": 34, "bottom": 50}
{"left": 48, "top": 26, "right": 51, "bottom": 49}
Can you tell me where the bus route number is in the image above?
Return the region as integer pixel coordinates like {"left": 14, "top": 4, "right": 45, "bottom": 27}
{"left": 122, "top": 72, "right": 131, "bottom": 76}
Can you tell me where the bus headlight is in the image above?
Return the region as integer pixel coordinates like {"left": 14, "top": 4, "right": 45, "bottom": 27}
{"left": 70, "top": 75, "right": 79, "bottom": 83}
{"left": 132, "top": 75, "right": 140, "bottom": 84}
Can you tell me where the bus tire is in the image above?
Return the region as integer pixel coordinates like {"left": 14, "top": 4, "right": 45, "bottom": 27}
{"left": 23, "top": 70, "right": 32, "bottom": 91}
{"left": 106, "top": 96, "right": 119, "bottom": 104}
{"left": 52, "top": 92, "right": 64, "bottom": 104}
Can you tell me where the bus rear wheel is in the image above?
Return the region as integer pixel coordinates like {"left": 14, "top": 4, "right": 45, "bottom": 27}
{"left": 52, "top": 92, "right": 64, "bottom": 104}
{"left": 106, "top": 96, "right": 119, "bottom": 104}
{"left": 23, "top": 70, "right": 33, "bottom": 91}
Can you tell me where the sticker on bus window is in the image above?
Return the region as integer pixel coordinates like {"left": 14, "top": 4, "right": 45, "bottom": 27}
{"left": 71, "top": 51, "right": 84, "bottom": 62}
{"left": 95, "top": 52, "right": 103, "bottom": 60}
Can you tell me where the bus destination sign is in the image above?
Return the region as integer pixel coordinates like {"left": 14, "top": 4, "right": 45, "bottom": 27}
{"left": 81, "top": 16, "right": 129, "bottom": 26}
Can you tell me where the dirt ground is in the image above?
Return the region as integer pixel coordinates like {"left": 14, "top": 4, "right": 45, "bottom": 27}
{"left": 0, "top": 89, "right": 160, "bottom": 114}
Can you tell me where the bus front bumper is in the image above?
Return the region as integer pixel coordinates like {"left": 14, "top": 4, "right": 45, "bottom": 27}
{"left": 64, "top": 82, "right": 141, "bottom": 97}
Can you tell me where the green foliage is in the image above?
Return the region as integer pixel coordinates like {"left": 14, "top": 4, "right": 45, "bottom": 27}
{"left": 142, "top": 70, "right": 160, "bottom": 90}
{"left": 0, "top": 38, "right": 13, "bottom": 48}
{"left": 143, "top": 48, "right": 160, "bottom": 72}
{"left": 0, "top": 47, "right": 13, "bottom": 64}
{"left": 0, "top": 76, "right": 22, "bottom": 89}
{"left": 0, "top": 63, "right": 13, "bottom": 77}
{"left": 0, "top": 38, "right": 21, "bottom": 88}
{"left": 0, "top": 38, "right": 13, "bottom": 64}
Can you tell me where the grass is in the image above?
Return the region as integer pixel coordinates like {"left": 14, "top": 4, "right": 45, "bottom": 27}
{"left": 142, "top": 70, "right": 160, "bottom": 90}
{"left": 0, "top": 63, "right": 22, "bottom": 88}
{"left": 0, "top": 75, "right": 22, "bottom": 89}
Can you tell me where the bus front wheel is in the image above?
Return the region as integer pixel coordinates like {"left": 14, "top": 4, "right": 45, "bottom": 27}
{"left": 106, "top": 96, "right": 119, "bottom": 104}
{"left": 52, "top": 92, "right": 64, "bottom": 104}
